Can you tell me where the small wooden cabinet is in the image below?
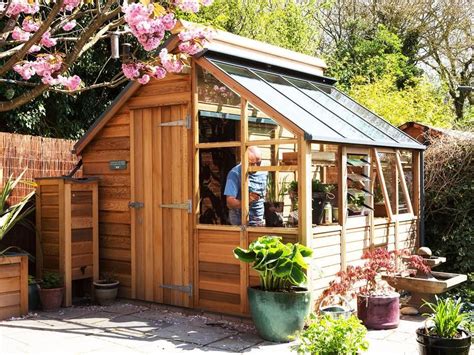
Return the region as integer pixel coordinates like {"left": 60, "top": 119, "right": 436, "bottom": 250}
{"left": 36, "top": 177, "right": 99, "bottom": 307}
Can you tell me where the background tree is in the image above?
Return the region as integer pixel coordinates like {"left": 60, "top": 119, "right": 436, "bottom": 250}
{"left": 0, "top": 0, "right": 213, "bottom": 137}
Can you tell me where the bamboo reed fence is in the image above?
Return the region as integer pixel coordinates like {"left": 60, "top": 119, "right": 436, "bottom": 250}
{"left": 0, "top": 132, "right": 80, "bottom": 204}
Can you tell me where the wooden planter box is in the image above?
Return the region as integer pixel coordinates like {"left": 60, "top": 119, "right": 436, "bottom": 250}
{"left": 36, "top": 177, "right": 99, "bottom": 307}
{"left": 0, "top": 255, "right": 28, "bottom": 320}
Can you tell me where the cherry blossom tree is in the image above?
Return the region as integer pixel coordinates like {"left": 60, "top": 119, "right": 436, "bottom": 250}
{"left": 0, "top": 0, "right": 213, "bottom": 112}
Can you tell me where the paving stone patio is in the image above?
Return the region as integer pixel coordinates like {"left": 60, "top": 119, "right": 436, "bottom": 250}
{"left": 0, "top": 299, "right": 433, "bottom": 354}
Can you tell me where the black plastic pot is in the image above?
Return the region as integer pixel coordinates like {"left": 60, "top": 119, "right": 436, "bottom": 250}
{"left": 28, "top": 282, "right": 40, "bottom": 311}
{"left": 416, "top": 328, "right": 471, "bottom": 355}
{"left": 264, "top": 202, "right": 284, "bottom": 227}
{"left": 248, "top": 286, "right": 311, "bottom": 342}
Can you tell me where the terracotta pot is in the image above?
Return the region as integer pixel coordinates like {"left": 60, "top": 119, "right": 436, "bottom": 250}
{"left": 39, "top": 287, "right": 64, "bottom": 311}
{"left": 357, "top": 293, "right": 400, "bottom": 329}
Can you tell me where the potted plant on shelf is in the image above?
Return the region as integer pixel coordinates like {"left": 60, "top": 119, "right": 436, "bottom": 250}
{"left": 293, "top": 313, "right": 369, "bottom": 355}
{"left": 38, "top": 272, "right": 64, "bottom": 311}
{"left": 263, "top": 175, "right": 286, "bottom": 227}
{"left": 93, "top": 271, "right": 120, "bottom": 305}
{"left": 348, "top": 193, "right": 365, "bottom": 216}
{"left": 416, "top": 297, "right": 471, "bottom": 355}
{"left": 315, "top": 247, "right": 401, "bottom": 330}
{"left": 312, "top": 180, "right": 335, "bottom": 224}
{"left": 233, "top": 235, "right": 313, "bottom": 342}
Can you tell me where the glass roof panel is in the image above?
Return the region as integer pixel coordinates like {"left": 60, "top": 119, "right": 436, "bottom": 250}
{"left": 312, "top": 83, "right": 415, "bottom": 144}
{"left": 252, "top": 69, "right": 371, "bottom": 141}
{"left": 212, "top": 61, "right": 339, "bottom": 139}
{"left": 207, "top": 58, "right": 424, "bottom": 149}
{"left": 285, "top": 77, "right": 397, "bottom": 143}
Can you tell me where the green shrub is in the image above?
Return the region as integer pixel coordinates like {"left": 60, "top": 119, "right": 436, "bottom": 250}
{"left": 424, "top": 134, "right": 473, "bottom": 303}
{"left": 292, "top": 314, "right": 369, "bottom": 355}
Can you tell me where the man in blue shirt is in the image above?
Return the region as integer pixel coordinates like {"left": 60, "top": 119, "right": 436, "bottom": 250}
{"left": 224, "top": 146, "right": 268, "bottom": 226}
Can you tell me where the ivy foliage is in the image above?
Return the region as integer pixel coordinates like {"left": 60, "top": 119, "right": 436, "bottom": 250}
{"left": 424, "top": 134, "right": 474, "bottom": 302}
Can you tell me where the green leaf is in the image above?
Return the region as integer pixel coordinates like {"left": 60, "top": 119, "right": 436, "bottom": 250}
{"left": 233, "top": 247, "right": 255, "bottom": 263}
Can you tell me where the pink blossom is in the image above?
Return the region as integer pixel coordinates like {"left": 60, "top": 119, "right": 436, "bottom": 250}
{"left": 28, "top": 45, "right": 41, "bottom": 53}
{"left": 13, "top": 63, "right": 35, "bottom": 80}
{"left": 161, "top": 13, "right": 176, "bottom": 31}
{"left": 149, "top": 65, "right": 166, "bottom": 80}
{"left": 123, "top": 3, "right": 166, "bottom": 52}
{"left": 174, "top": 0, "right": 200, "bottom": 13}
{"left": 159, "top": 48, "right": 183, "bottom": 73}
{"left": 178, "top": 27, "right": 212, "bottom": 55}
{"left": 62, "top": 20, "right": 77, "bottom": 31}
{"left": 122, "top": 63, "right": 142, "bottom": 80}
{"left": 5, "top": 0, "right": 39, "bottom": 16}
{"left": 60, "top": 75, "right": 81, "bottom": 90}
{"left": 12, "top": 27, "right": 31, "bottom": 41}
{"left": 62, "top": 0, "right": 81, "bottom": 11}
{"left": 40, "top": 31, "right": 57, "bottom": 47}
{"left": 22, "top": 17, "right": 40, "bottom": 32}
{"left": 138, "top": 74, "right": 150, "bottom": 85}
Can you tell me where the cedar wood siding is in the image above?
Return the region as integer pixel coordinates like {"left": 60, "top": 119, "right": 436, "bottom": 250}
{"left": 80, "top": 74, "right": 192, "bottom": 298}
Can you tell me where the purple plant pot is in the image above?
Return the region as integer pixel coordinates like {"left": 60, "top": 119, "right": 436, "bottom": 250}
{"left": 357, "top": 293, "right": 400, "bottom": 330}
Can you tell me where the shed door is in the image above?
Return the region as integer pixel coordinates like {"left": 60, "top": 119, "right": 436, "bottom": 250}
{"left": 131, "top": 104, "right": 192, "bottom": 307}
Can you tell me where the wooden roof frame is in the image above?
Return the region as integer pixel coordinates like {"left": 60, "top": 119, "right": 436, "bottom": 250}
{"left": 73, "top": 22, "right": 327, "bottom": 155}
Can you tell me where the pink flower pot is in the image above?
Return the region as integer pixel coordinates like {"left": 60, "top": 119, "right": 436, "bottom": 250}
{"left": 357, "top": 293, "right": 400, "bottom": 330}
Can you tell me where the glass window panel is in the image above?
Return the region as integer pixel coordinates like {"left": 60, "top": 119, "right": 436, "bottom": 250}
{"left": 347, "top": 153, "right": 372, "bottom": 216}
{"left": 253, "top": 70, "right": 370, "bottom": 141}
{"left": 314, "top": 83, "right": 415, "bottom": 144}
{"left": 211, "top": 60, "right": 340, "bottom": 140}
{"left": 286, "top": 77, "right": 396, "bottom": 143}
{"left": 247, "top": 104, "right": 295, "bottom": 141}
{"left": 378, "top": 152, "right": 397, "bottom": 213}
{"left": 197, "top": 65, "right": 241, "bottom": 143}
{"left": 399, "top": 150, "right": 413, "bottom": 214}
{"left": 241, "top": 144, "right": 298, "bottom": 228}
{"left": 199, "top": 147, "right": 240, "bottom": 225}
{"left": 311, "top": 144, "right": 339, "bottom": 225}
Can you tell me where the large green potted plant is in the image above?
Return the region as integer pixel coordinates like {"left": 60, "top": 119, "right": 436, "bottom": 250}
{"left": 233, "top": 235, "right": 313, "bottom": 342}
{"left": 416, "top": 297, "right": 471, "bottom": 355}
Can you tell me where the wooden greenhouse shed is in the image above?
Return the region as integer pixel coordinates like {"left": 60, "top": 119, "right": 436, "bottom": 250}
{"left": 72, "top": 23, "right": 425, "bottom": 316}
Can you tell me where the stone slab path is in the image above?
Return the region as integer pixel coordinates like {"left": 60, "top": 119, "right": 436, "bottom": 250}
{"left": 0, "top": 299, "right": 431, "bottom": 354}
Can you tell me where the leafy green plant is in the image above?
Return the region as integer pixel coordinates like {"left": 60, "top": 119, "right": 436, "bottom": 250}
{"left": 422, "top": 297, "right": 470, "bottom": 338}
{"left": 348, "top": 193, "right": 365, "bottom": 211}
{"left": 0, "top": 169, "right": 35, "bottom": 245}
{"left": 312, "top": 180, "right": 335, "bottom": 194}
{"left": 292, "top": 313, "right": 369, "bottom": 355}
{"left": 266, "top": 174, "right": 287, "bottom": 203}
{"left": 233, "top": 236, "right": 312, "bottom": 291}
{"left": 40, "top": 272, "right": 63, "bottom": 289}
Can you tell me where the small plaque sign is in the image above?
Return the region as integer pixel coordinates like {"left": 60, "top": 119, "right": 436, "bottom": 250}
{"left": 109, "top": 160, "right": 127, "bottom": 170}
